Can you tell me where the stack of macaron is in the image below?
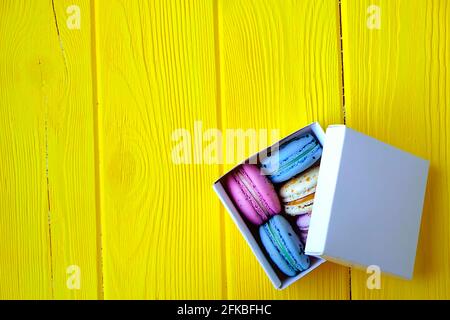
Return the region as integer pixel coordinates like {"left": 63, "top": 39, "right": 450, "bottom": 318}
{"left": 224, "top": 132, "right": 322, "bottom": 277}
{"left": 279, "top": 166, "right": 320, "bottom": 244}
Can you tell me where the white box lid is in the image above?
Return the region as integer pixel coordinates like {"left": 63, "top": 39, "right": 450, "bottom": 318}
{"left": 305, "top": 125, "right": 429, "bottom": 278}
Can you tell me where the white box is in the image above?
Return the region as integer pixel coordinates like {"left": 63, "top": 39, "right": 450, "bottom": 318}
{"left": 213, "top": 123, "right": 429, "bottom": 289}
{"left": 305, "top": 125, "right": 429, "bottom": 279}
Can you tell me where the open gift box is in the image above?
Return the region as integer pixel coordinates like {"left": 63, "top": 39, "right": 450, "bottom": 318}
{"left": 213, "top": 122, "right": 429, "bottom": 289}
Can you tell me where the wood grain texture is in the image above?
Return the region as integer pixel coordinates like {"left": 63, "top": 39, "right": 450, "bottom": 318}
{"left": 341, "top": 0, "right": 450, "bottom": 299}
{"left": 217, "top": 0, "right": 349, "bottom": 299}
{"left": 0, "top": 0, "right": 99, "bottom": 299}
{"left": 48, "top": 0, "right": 99, "bottom": 299}
{"left": 4, "top": 0, "right": 450, "bottom": 300}
{"left": 0, "top": 1, "right": 51, "bottom": 299}
{"left": 95, "top": 0, "right": 224, "bottom": 299}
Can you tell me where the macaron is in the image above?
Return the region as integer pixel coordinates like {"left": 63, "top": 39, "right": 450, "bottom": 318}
{"left": 297, "top": 214, "right": 310, "bottom": 244}
{"left": 260, "top": 133, "right": 322, "bottom": 183}
{"left": 296, "top": 212, "right": 311, "bottom": 231}
{"left": 299, "top": 230, "right": 308, "bottom": 245}
{"left": 259, "top": 215, "right": 310, "bottom": 276}
{"left": 279, "top": 166, "right": 320, "bottom": 215}
{"left": 225, "top": 164, "right": 281, "bottom": 225}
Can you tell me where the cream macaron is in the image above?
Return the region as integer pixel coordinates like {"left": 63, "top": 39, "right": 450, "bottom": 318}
{"left": 279, "top": 166, "right": 320, "bottom": 215}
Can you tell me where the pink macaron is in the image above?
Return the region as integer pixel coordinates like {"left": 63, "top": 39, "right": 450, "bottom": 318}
{"left": 225, "top": 164, "right": 281, "bottom": 225}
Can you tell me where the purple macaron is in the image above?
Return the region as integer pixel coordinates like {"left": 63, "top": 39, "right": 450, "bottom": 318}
{"left": 296, "top": 212, "right": 311, "bottom": 231}
{"left": 300, "top": 230, "right": 308, "bottom": 244}
{"left": 297, "top": 213, "right": 311, "bottom": 244}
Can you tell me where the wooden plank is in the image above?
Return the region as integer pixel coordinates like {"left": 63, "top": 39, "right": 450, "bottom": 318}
{"left": 341, "top": 0, "right": 450, "bottom": 299}
{"left": 0, "top": 0, "right": 99, "bottom": 299}
{"left": 218, "top": 0, "right": 349, "bottom": 298}
{"left": 0, "top": 1, "right": 51, "bottom": 299}
{"left": 48, "top": 0, "right": 100, "bottom": 299}
{"left": 95, "top": 0, "right": 224, "bottom": 298}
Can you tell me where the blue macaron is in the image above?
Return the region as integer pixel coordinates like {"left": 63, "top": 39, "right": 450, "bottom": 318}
{"left": 259, "top": 215, "right": 310, "bottom": 277}
{"left": 260, "top": 133, "right": 322, "bottom": 183}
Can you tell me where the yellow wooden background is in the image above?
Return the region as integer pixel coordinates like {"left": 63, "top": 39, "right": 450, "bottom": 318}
{"left": 0, "top": 0, "right": 449, "bottom": 299}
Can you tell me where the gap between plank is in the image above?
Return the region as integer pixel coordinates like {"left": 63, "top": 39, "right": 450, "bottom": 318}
{"left": 90, "top": 0, "right": 105, "bottom": 300}
{"left": 39, "top": 57, "right": 55, "bottom": 299}
{"left": 337, "top": 0, "right": 347, "bottom": 125}
{"left": 51, "top": 0, "right": 69, "bottom": 76}
{"left": 213, "top": 0, "right": 228, "bottom": 299}
{"left": 337, "top": 0, "right": 351, "bottom": 299}
{"left": 48, "top": 0, "right": 64, "bottom": 300}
